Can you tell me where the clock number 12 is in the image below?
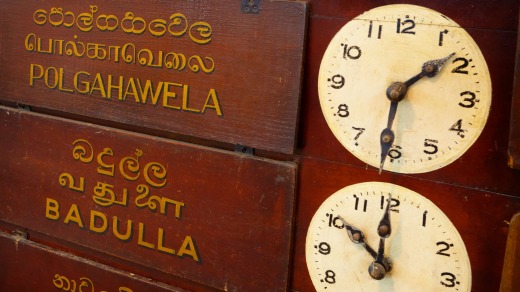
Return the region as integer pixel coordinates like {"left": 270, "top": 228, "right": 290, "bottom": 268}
{"left": 396, "top": 17, "right": 416, "bottom": 34}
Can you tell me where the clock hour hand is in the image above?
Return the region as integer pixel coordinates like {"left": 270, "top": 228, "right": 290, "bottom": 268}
{"left": 369, "top": 194, "right": 393, "bottom": 280}
{"left": 337, "top": 216, "right": 378, "bottom": 259}
{"left": 399, "top": 52, "right": 457, "bottom": 94}
{"left": 379, "top": 52, "right": 455, "bottom": 173}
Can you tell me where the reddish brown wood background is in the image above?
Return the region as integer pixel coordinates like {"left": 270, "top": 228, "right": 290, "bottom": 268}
{"left": 0, "top": 0, "right": 307, "bottom": 154}
{"left": 290, "top": 1, "right": 520, "bottom": 291}
{"left": 509, "top": 10, "right": 520, "bottom": 169}
{"left": 1, "top": 1, "right": 520, "bottom": 292}
{"left": 0, "top": 106, "right": 296, "bottom": 291}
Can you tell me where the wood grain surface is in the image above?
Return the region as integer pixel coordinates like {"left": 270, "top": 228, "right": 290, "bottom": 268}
{"left": 1, "top": 1, "right": 520, "bottom": 291}
{"left": 0, "top": 0, "right": 307, "bottom": 154}
{"left": 0, "top": 106, "right": 297, "bottom": 291}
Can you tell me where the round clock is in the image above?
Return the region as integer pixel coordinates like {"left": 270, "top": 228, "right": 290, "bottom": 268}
{"left": 305, "top": 182, "right": 471, "bottom": 291}
{"left": 318, "top": 4, "right": 491, "bottom": 173}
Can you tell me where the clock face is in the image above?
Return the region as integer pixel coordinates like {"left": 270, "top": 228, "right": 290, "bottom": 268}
{"left": 318, "top": 4, "right": 491, "bottom": 173}
{"left": 305, "top": 182, "right": 471, "bottom": 291}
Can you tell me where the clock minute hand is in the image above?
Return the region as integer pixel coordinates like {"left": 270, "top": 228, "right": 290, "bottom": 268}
{"left": 369, "top": 194, "right": 393, "bottom": 280}
{"left": 379, "top": 52, "right": 455, "bottom": 173}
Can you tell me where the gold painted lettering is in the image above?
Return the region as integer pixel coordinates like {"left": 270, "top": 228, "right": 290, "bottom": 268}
{"left": 58, "top": 172, "right": 85, "bottom": 192}
{"left": 45, "top": 198, "right": 60, "bottom": 220}
{"left": 177, "top": 236, "right": 200, "bottom": 262}
{"left": 74, "top": 71, "right": 91, "bottom": 93}
{"left": 44, "top": 66, "right": 59, "bottom": 89}
{"left": 90, "top": 73, "right": 107, "bottom": 97}
{"left": 37, "top": 37, "right": 53, "bottom": 54}
{"left": 137, "top": 79, "right": 162, "bottom": 105}
{"left": 29, "top": 64, "right": 44, "bottom": 86}
{"left": 172, "top": 200, "right": 185, "bottom": 219}
{"left": 162, "top": 82, "right": 182, "bottom": 109}
{"left": 25, "top": 33, "right": 37, "bottom": 51}
{"left": 64, "top": 204, "right": 84, "bottom": 228}
{"left": 93, "top": 182, "right": 128, "bottom": 207}
{"left": 90, "top": 210, "right": 108, "bottom": 233}
{"left": 181, "top": 84, "right": 200, "bottom": 113}
{"left": 108, "top": 45, "right": 121, "bottom": 62}
{"left": 58, "top": 67, "right": 74, "bottom": 93}
{"left": 137, "top": 222, "right": 155, "bottom": 249}
{"left": 33, "top": 9, "right": 47, "bottom": 25}
{"left": 119, "top": 149, "right": 142, "bottom": 181}
{"left": 157, "top": 228, "right": 175, "bottom": 254}
{"left": 97, "top": 148, "right": 115, "bottom": 176}
{"left": 189, "top": 21, "right": 212, "bottom": 45}
{"left": 201, "top": 89, "right": 222, "bottom": 116}
{"left": 72, "top": 138, "right": 94, "bottom": 163}
{"left": 143, "top": 162, "right": 167, "bottom": 188}
{"left": 108, "top": 75, "right": 124, "bottom": 100}
{"left": 113, "top": 216, "right": 133, "bottom": 241}
{"left": 123, "top": 77, "right": 139, "bottom": 102}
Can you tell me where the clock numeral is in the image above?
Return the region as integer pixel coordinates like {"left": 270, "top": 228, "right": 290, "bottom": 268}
{"left": 321, "top": 270, "right": 336, "bottom": 284}
{"left": 315, "top": 242, "right": 331, "bottom": 255}
{"left": 424, "top": 139, "right": 439, "bottom": 155}
{"left": 328, "top": 74, "right": 345, "bottom": 89}
{"left": 352, "top": 127, "right": 365, "bottom": 146}
{"left": 388, "top": 145, "right": 402, "bottom": 160}
{"left": 341, "top": 43, "right": 362, "bottom": 60}
{"left": 438, "top": 29, "right": 449, "bottom": 46}
{"left": 452, "top": 57, "right": 471, "bottom": 75}
{"left": 422, "top": 210, "right": 428, "bottom": 227}
{"left": 380, "top": 195, "right": 400, "bottom": 213}
{"left": 368, "top": 21, "right": 383, "bottom": 39}
{"left": 459, "top": 91, "right": 479, "bottom": 108}
{"left": 436, "top": 241, "right": 454, "bottom": 257}
{"left": 326, "top": 213, "right": 346, "bottom": 229}
{"left": 449, "top": 119, "right": 466, "bottom": 138}
{"left": 396, "top": 17, "right": 416, "bottom": 35}
{"left": 440, "top": 272, "right": 460, "bottom": 288}
{"left": 336, "top": 104, "right": 349, "bottom": 118}
{"left": 354, "top": 194, "right": 367, "bottom": 212}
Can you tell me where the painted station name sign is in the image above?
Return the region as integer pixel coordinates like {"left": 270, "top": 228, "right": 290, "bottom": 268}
{"left": 0, "top": 0, "right": 307, "bottom": 154}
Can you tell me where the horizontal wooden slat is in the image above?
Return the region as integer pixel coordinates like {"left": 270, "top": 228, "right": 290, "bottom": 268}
{"left": 0, "top": 106, "right": 297, "bottom": 291}
{"left": 0, "top": 0, "right": 308, "bottom": 154}
{"left": 0, "top": 231, "right": 184, "bottom": 292}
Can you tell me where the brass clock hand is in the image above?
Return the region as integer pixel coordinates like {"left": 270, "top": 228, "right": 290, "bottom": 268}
{"left": 379, "top": 52, "right": 456, "bottom": 173}
{"left": 369, "top": 194, "right": 393, "bottom": 280}
{"left": 338, "top": 216, "right": 393, "bottom": 274}
{"left": 337, "top": 216, "right": 377, "bottom": 259}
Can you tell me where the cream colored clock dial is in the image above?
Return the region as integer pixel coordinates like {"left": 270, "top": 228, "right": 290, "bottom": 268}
{"left": 318, "top": 4, "right": 491, "bottom": 173}
{"left": 305, "top": 182, "right": 471, "bottom": 291}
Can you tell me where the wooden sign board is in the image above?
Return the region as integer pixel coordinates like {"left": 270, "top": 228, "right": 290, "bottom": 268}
{"left": 0, "top": 0, "right": 308, "bottom": 154}
{"left": 0, "top": 231, "right": 184, "bottom": 292}
{"left": 0, "top": 106, "right": 297, "bottom": 291}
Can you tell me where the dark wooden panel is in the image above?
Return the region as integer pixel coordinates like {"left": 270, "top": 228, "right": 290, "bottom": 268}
{"left": 0, "top": 0, "right": 308, "bottom": 154}
{"left": 508, "top": 9, "right": 520, "bottom": 170}
{"left": 0, "top": 231, "right": 183, "bottom": 292}
{"left": 310, "top": 0, "right": 518, "bottom": 31}
{"left": 291, "top": 157, "right": 520, "bottom": 291}
{"left": 298, "top": 2, "right": 520, "bottom": 195}
{"left": 0, "top": 106, "right": 297, "bottom": 291}
{"left": 290, "top": 1, "right": 520, "bottom": 291}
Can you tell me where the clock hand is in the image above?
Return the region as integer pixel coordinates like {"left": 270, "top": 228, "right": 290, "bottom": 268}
{"left": 337, "top": 216, "right": 377, "bottom": 259}
{"left": 338, "top": 216, "right": 393, "bottom": 272}
{"left": 369, "top": 194, "right": 393, "bottom": 280}
{"left": 379, "top": 52, "right": 456, "bottom": 173}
